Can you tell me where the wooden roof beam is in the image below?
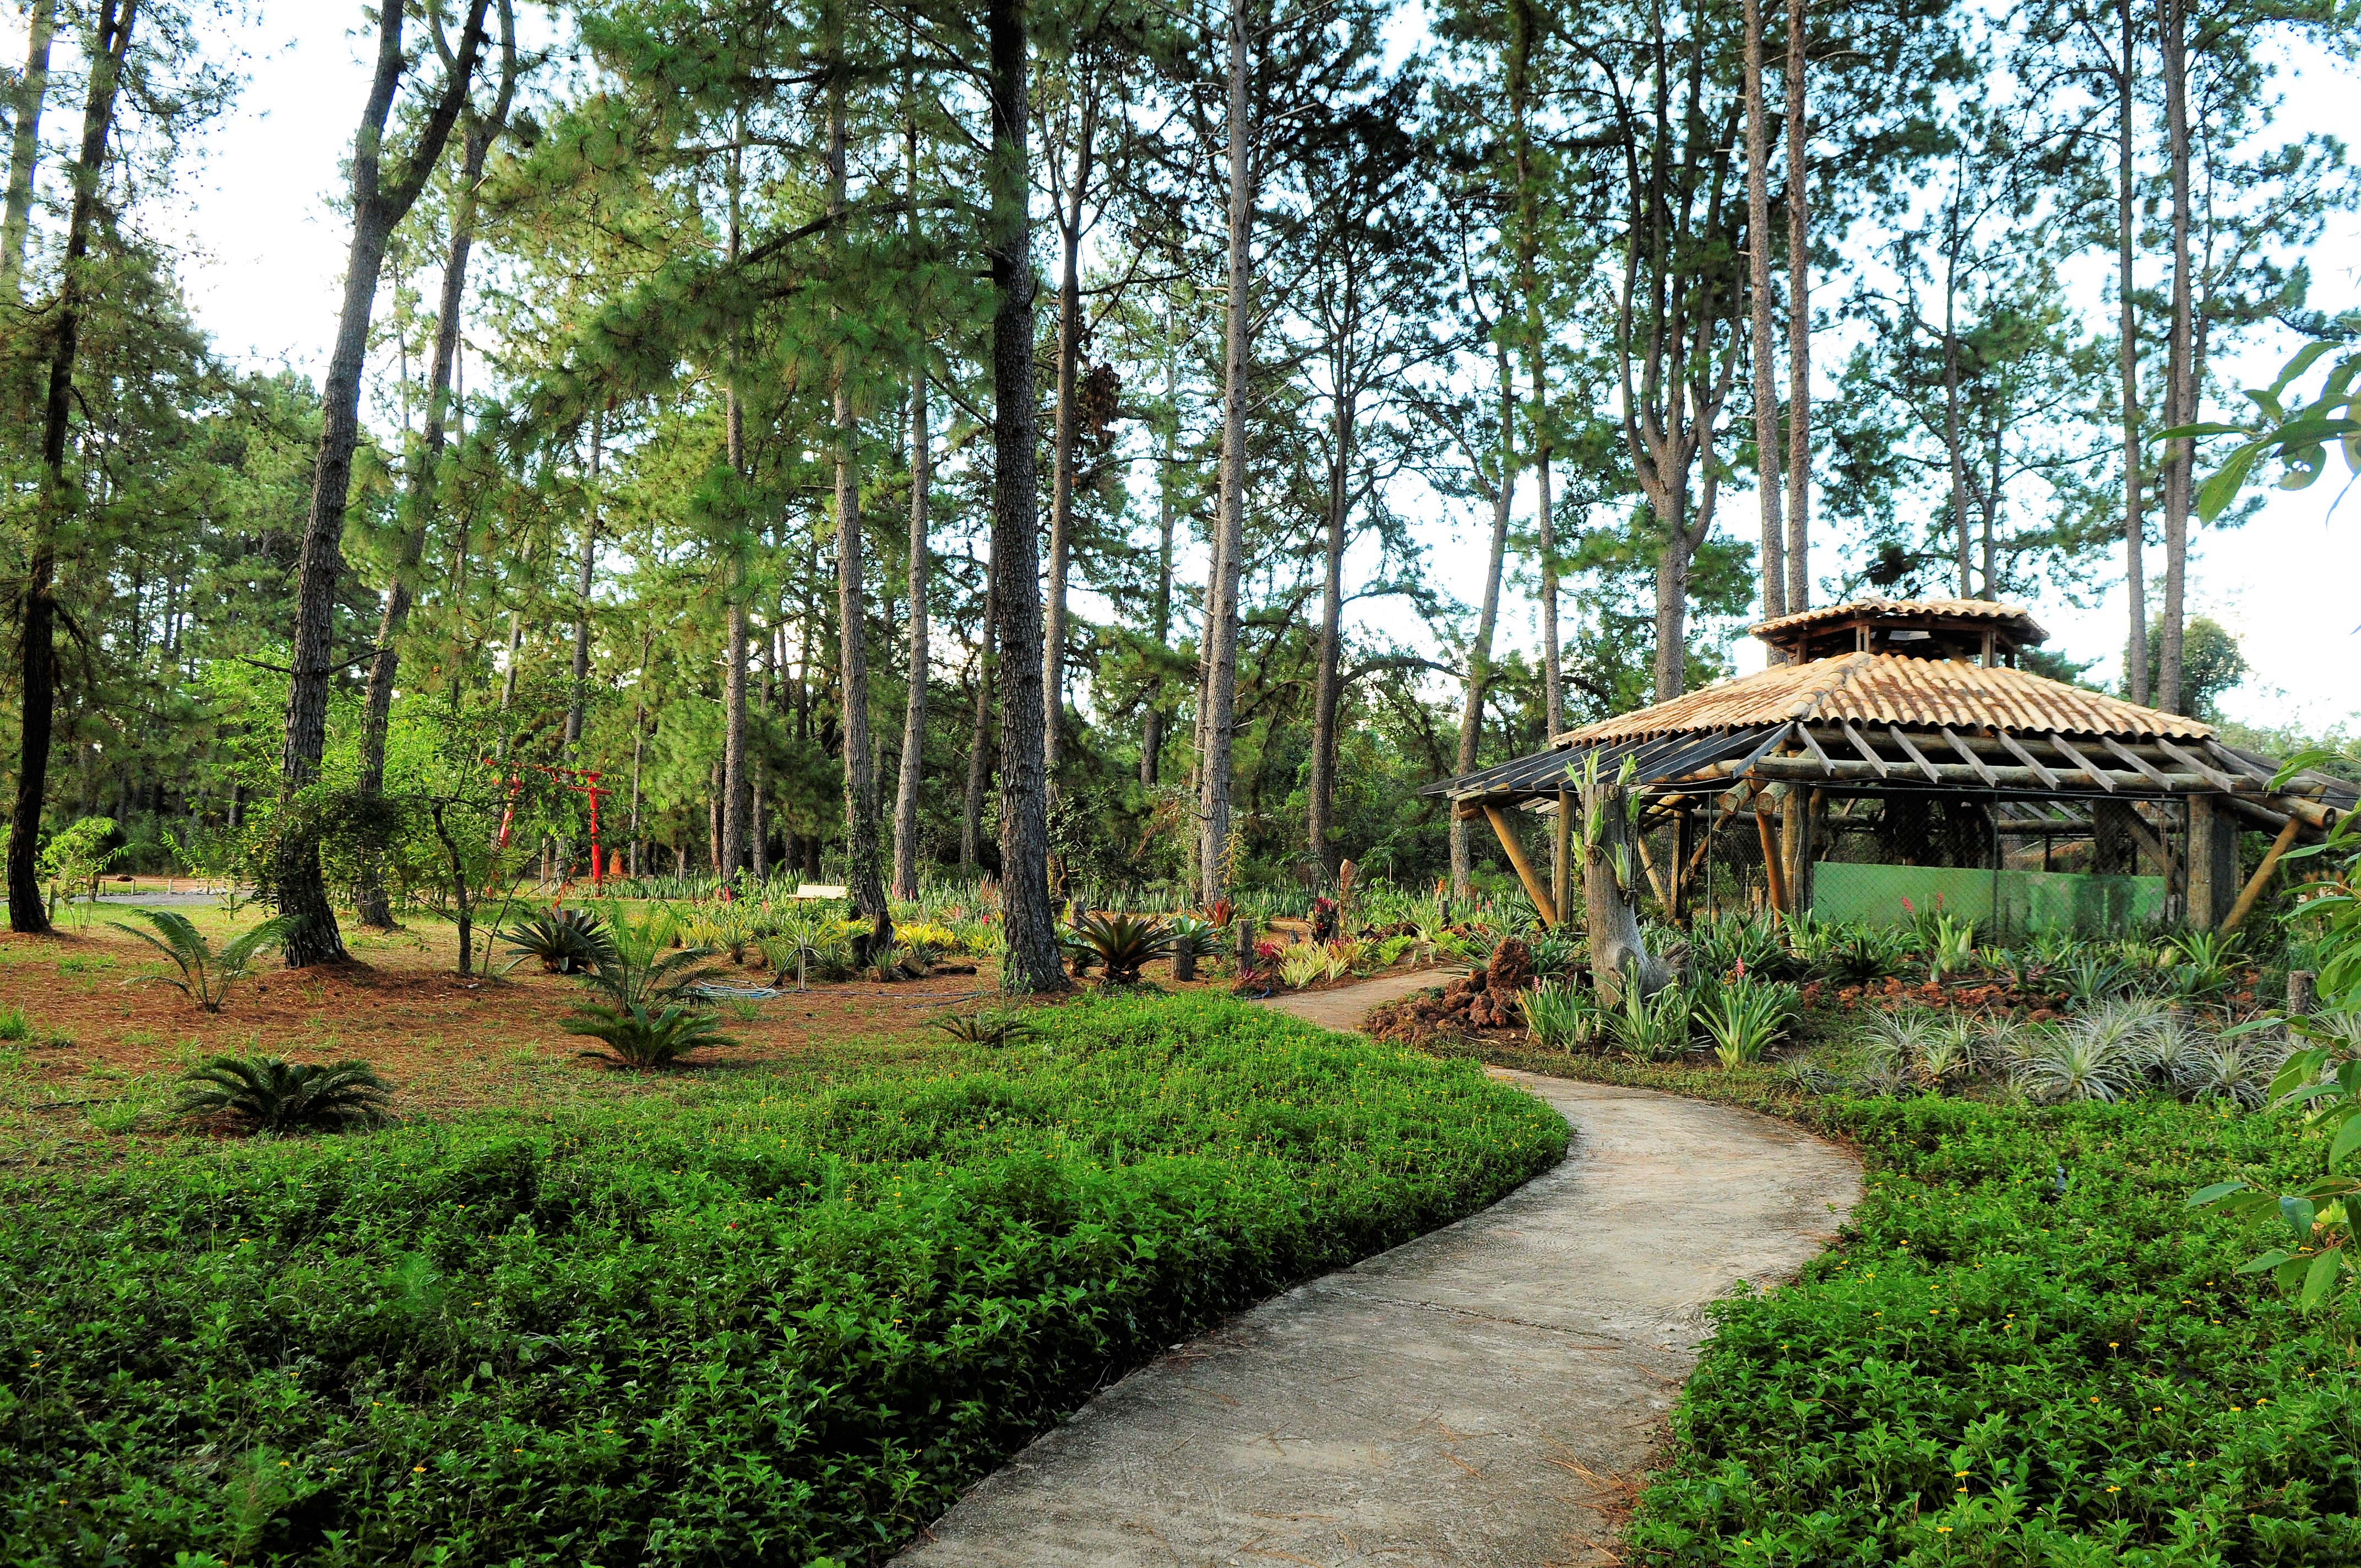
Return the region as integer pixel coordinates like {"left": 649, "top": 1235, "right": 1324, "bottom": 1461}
{"left": 1840, "top": 720, "right": 1891, "bottom": 779}
{"left": 2155, "top": 737, "right": 2243, "bottom": 793}
{"left": 2048, "top": 732, "right": 2117, "bottom": 793}
{"left": 2100, "top": 734, "right": 2178, "bottom": 790}
{"left": 1889, "top": 725, "right": 1944, "bottom": 784}
{"left": 1940, "top": 726, "right": 1999, "bottom": 786}
{"left": 1994, "top": 728, "right": 2060, "bottom": 788}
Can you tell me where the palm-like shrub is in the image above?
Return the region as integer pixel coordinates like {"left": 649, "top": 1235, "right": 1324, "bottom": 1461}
{"left": 564, "top": 1001, "right": 734, "bottom": 1069}
{"left": 173, "top": 1055, "right": 390, "bottom": 1132}
{"left": 110, "top": 909, "right": 300, "bottom": 1012}
{"left": 1072, "top": 912, "right": 1176, "bottom": 984}
{"left": 501, "top": 907, "right": 617, "bottom": 975}
{"left": 929, "top": 1010, "right": 1036, "bottom": 1047}
{"left": 580, "top": 902, "right": 725, "bottom": 1012}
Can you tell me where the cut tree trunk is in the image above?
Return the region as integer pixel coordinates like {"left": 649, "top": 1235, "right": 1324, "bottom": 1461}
{"left": 1580, "top": 774, "right": 1674, "bottom": 1005}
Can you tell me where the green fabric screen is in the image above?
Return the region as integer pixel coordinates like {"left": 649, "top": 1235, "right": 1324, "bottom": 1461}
{"left": 1811, "top": 861, "right": 2167, "bottom": 935}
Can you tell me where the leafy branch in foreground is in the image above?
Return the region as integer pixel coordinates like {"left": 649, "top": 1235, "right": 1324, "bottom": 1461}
{"left": 2162, "top": 336, "right": 2361, "bottom": 524}
{"left": 2190, "top": 1011, "right": 2361, "bottom": 1310}
{"left": 109, "top": 909, "right": 301, "bottom": 1012}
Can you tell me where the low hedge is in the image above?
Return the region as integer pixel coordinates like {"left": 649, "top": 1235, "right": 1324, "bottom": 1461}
{"left": 0, "top": 992, "right": 1565, "bottom": 1567}
{"left": 1482, "top": 1048, "right": 2361, "bottom": 1566}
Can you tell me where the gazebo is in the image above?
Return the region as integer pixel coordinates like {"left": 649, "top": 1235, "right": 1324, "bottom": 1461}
{"left": 1432, "top": 597, "right": 2353, "bottom": 935}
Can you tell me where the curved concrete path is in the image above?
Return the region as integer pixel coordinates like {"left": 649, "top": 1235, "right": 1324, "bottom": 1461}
{"left": 895, "top": 980, "right": 1860, "bottom": 1568}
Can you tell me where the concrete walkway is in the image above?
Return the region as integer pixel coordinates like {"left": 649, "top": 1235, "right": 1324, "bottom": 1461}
{"left": 895, "top": 981, "right": 1861, "bottom": 1568}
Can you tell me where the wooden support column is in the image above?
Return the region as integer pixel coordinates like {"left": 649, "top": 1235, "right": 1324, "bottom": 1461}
{"left": 1553, "top": 787, "right": 1571, "bottom": 923}
{"left": 1792, "top": 788, "right": 1821, "bottom": 917}
{"left": 1668, "top": 806, "right": 1691, "bottom": 924}
{"left": 1753, "top": 793, "right": 1788, "bottom": 920}
{"left": 2187, "top": 794, "right": 2239, "bottom": 930}
{"left": 1483, "top": 803, "right": 1558, "bottom": 928}
{"left": 2223, "top": 816, "right": 2302, "bottom": 933}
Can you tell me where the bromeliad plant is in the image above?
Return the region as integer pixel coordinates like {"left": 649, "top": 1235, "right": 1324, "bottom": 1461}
{"left": 1071, "top": 912, "right": 1176, "bottom": 985}
{"left": 1698, "top": 974, "right": 1802, "bottom": 1068}
{"left": 110, "top": 909, "right": 301, "bottom": 1012}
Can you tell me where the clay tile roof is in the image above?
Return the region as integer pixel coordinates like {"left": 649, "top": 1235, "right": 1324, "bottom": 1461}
{"left": 1747, "top": 595, "right": 2050, "bottom": 644}
{"left": 1557, "top": 652, "right": 2212, "bottom": 745}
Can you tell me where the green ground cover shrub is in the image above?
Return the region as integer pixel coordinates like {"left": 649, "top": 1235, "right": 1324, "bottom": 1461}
{"left": 0, "top": 992, "right": 1562, "bottom": 1567}
{"left": 1471, "top": 1048, "right": 2360, "bottom": 1566}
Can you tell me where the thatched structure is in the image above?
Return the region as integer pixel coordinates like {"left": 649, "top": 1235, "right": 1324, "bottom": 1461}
{"left": 1432, "top": 598, "right": 2353, "bottom": 934}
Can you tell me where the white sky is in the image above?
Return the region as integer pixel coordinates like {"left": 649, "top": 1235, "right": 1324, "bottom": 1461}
{"left": 15, "top": 6, "right": 2360, "bottom": 738}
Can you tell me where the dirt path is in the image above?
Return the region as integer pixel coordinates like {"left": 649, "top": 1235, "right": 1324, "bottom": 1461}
{"left": 895, "top": 984, "right": 1861, "bottom": 1568}
{"left": 1253, "top": 965, "right": 1456, "bottom": 1031}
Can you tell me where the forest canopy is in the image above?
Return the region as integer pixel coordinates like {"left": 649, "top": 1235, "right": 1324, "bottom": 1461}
{"left": 0, "top": 0, "right": 2352, "bottom": 983}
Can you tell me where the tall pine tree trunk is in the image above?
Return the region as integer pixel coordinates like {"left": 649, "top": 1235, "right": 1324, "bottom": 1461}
{"left": 987, "top": 0, "right": 1065, "bottom": 989}
{"left": 0, "top": 0, "right": 56, "bottom": 304}
{"left": 1141, "top": 331, "right": 1177, "bottom": 786}
{"left": 826, "top": 91, "right": 885, "bottom": 923}
{"left": 274, "top": 0, "right": 491, "bottom": 966}
{"left": 961, "top": 573, "right": 995, "bottom": 872}
{"left": 1308, "top": 368, "right": 1355, "bottom": 874}
{"left": 8, "top": 0, "right": 133, "bottom": 935}
{"left": 720, "top": 135, "right": 752, "bottom": 880}
{"left": 1508, "top": 0, "right": 1561, "bottom": 732}
{"left": 1198, "top": 0, "right": 1254, "bottom": 907}
{"left": 567, "top": 410, "right": 600, "bottom": 757}
{"left": 893, "top": 371, "right": 931, "bottom": 899}
{"left": 1782, "top": 0, "right": 1810, "bottom": 615}
{"left": 1042, "top": 85, "right": 1097, "bottom": 788}
{"left": 2118, "top": 0, "right": 2146, "bottom": 704}
{"left": 1451, "top": 344, "right": 1516, "bottom": 899}
{"left": 2157, "top": 0, "right": 2193, "bottom": 714}
{"left": 1743, "top": 0, "right": 1787, "bottom": 636}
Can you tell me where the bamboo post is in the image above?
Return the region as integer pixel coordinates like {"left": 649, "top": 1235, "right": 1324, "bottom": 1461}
{"left": 2222, "top": 816, "right": 2303, "bottom": 933}
{"left": 1668, "top": 806, "right": 1691, "bottom": 924}
{"left": 1632, "top": 821, "right": 1672, "bottom": 909}
{"left": 1483, "top": 803, "right": 1558, "bottom": 927}
{"left": 1754, "top": 792, "right": 1788, "bottom": 921}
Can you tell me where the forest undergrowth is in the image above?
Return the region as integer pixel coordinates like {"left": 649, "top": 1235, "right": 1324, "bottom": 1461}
{"left": 1475, "top": 1049, "right": 2361, "bottom": 1566}
{"left": 0, "top": 991, "right": 1562, "bottom": 1567}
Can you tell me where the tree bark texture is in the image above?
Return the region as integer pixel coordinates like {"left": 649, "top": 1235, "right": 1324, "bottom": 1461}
{"left": 826, "top": 92, "right": 885, "bottom": 922}
{"left": 961, "top": 573, "right": 996, "bottom": 871}
{"left": 1198, "top": 0, "right": 1253, "bottom": 907}
{"left": 2157, "top": 0, "right": 2194, "bottom": 714}
{"left": 1743, "top": 0, "right": 1787, "bottom": 634}
{"left": 1507, "top": 0, "right": 1562, "bottom": 732}
{"left": 1308, "top": 372, "right": 1354, "bottom": 874}
{"left": 1580, "top": 773, "right": 1673, "bottom": 1005}
{"left": 720, "top": 135, "right": 752, "bottom": 880}
{"left": 1782, "top": 0, "right": 1810, "bottom": 616}
{"left": 567, "top": 410, "right": 600, "bottom": 756}
{"left": 893, "top": 371, "right": 930, "bottom": 899}
{"left": 987, "top": 0, "right": 1067, "bottom": 990}
{"left": 8, "top": 0, "right": 134, "bottom": 935}
{"left": 1042, "top": 81, "right": 1097, "bottom": 787}
{"left": 274, "top": 0, "right": 491, "bottom": 966}
{"left": 0, "top": 0, "right": 56, "bottom": 304}
{"left": 2119, "top": 0, "right": 2146, "bottom": 705}
{"left": 1451, "top": 343, "right": 1515, "bottom": 899}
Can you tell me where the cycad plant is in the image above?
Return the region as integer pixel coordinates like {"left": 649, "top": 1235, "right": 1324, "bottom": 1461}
{"left": 110, "top": 909, "right": 300, "bottom": 1012}
{"left": 562, "top": 902, "right": 733, "bottom": 1068}
{"left": 174, "top": 1054, "right": 389, "bottom": 1133}
{"left": 929, "top": 1010, "right": 1036, "bottom": 1048}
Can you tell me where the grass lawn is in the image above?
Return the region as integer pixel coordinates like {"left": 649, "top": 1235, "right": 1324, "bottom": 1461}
{"left": 0, "top": 988, "right": 1564, "bottom": 1567}
{"left": 1457, "top": 1040, "right": 2361, "bottom": 1567}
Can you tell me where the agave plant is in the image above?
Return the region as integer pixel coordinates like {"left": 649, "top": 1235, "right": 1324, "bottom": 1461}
{"left": 173, "top": 1054, "right": 390, "bottom": 1132}
{"left": 110, "top": 909, "right": 301, "bottom": 1012}
{"left": 1071, "top": 911, "right": 1176, "bottom": 985}
{"left": 1521, "top": 981, "right": 1603, "bottom": 1051}
{"left": 501, "top": 907, "right": 617, "bottom": 976}
{"left": 564, "top": 1001, "right": 735, "bottom": 1069}
{"left": 1700, "top": 975, "right": 1801, "bottom": 1068}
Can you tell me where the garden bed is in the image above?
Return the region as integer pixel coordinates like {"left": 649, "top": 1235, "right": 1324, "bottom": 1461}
{"left": 0, "top": 991, "right": 1564, "bottom": 1567}
{"left": 1447, "top": 1045, "right": 2361, "bottom": 1565}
